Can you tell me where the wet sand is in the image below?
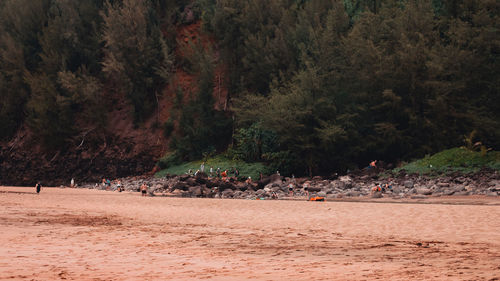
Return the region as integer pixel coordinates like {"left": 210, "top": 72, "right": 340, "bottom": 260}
{"left": 1, "top": 186, "right": 499, "bottom": 280}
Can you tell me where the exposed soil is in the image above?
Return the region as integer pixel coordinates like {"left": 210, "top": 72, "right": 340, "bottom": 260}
{"left": 1, "top": 186, "right": 499, "bottom": 280}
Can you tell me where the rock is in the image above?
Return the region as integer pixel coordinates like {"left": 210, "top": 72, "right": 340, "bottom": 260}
{"left": 235, "top": 182, "right": 247, "bottom": 191}
{"left": 171, "top": 189, "right": 183, "bottom": 196}
{"left": 317, "top": 191, "right": 327, "bottom": 198}
{"left": 391, "top": 186, "right": 402, "bottom": 194}
{"left": 416, "top": 188, "right": 432, "bottom": 195}
{"left": 268, "top": 174, "right": 282, "bottom": 184}
{"left": 195, "top": 174, "right": 208, "bottom": 184}
{"left": 335, "top": 181, "right": 346, "bottom": 189}
{"left": 308, "top": 186, "right": 322, "bottom": 192}
{"left": 453, "top": 191, "right": 469, "bottom": 196}
{"left": 371, "top": 192, "right": 383, "bottom": 198}
{"left": 437, "top": 182, "right": 449, "bottom": 187}
{"left": 263, "top": 187, "right": 271, "bottom": 192}
{"left": 404, "top": 180, "right": 414, "bottom": 188}
{"left": 486, "top": 192, "right": 498, "bottom": 197}
{"left": 188, "top": 186, "right": 202, "bottom": 197}
{"left": 219, "top": 181, "right": 235, "bottom": 191}
{"left": 255, "top": 189, "right": 266, "bottom": 197}
{"left": 222, "top": 189, "right": 234, "bottom": 198}
{"left": 185, "top": 177, "right": 197, "bottom": 186}
{"left": 345, "top": 191, "right": 360, "bottom": 197}
{"left": 444, "top": 189, "right": 455, "bottom": 196}
{"left": 339, "top": 175, "right": 352, "bottom": 182}
{"left": 172, "top": 181, "right": 188, "bottom": 191}
{"left": 411, "top": 195, "right": 427, "bottom": 199}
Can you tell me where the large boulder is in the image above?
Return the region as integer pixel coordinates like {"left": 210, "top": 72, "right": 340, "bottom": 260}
{"left": 205, "top": 179, "right": 219, "bottom": 188}
{"left": 235, "top": 182, "right": 248, "bottom": 191}
{"left": 345, "top": 191, "right": 360, "bottom": 197}
{"left": 257, "top": 177, "right": 271, "bottom": 189}
{"left": 416, "top": 188, "right": 432, "bottom": 195}
{"left": 172, "top": 181, "right": 188, "bottom": 191}
{"left": 222, "top": 189, "right": 234, "bottom": 198}
{"left": 268, "top": 174, "right": 283, "bottom": 184}
{"left": 308, "top": 185, "right": 322, "bottom": 192}
{"left": 188, "top": 186, "right": 203, "bottom": 197}
{"left": 317, "top": 191, "right": 327, "bottom": 198}
{"left": 255, "top": 189, "right": 266, "bottom": 197}
{"left": 404, "top": 180, "right": 414, "bottom": 188}
{"left": 185, "top": 177, "right": 198, "bottom": 186}
{"left": 220, "top": 181, "right": 235, "bottom": 191}
{"left": 391, "top": 185, "right": 402, "bottom": 194}
{"left": 195, "top": 172, "right": 208, "bottom": 184}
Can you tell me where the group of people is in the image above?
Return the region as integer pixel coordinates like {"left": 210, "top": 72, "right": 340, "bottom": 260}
{"left": 287, "top": 181, "right": 310, "bottom": 197}
{"left": 98, "top": 178, "right": 124, "bottom": 192}
{"left": 371, "top": 181, "right": 393, "bottom": 193}
{"left": 188, "top": 164, "right": 242, "bottom": 181}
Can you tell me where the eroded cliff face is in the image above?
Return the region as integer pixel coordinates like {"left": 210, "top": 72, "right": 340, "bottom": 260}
{"left": 0, "top": 21, "right": 228, "bottom": 186}
{"left": 0, "top": 122, "right": 163, "bottom": 186}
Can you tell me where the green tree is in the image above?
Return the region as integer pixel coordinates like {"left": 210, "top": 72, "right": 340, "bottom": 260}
{"left": 101, "top": 0, "right": 173, "bottom": 122}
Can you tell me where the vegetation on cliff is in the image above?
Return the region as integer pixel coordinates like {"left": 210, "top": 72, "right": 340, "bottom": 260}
{"left": 0, "top": 0, "right": 498, "bottom": 180}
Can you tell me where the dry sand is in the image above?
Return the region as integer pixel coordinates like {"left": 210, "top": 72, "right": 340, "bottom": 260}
{"left": 1, "top": 186, "right": 499, "bottom": 280}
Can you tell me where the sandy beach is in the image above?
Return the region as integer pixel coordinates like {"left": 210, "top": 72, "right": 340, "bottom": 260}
{"left": 1, "top": 186, "right": 499, "bottom": 280}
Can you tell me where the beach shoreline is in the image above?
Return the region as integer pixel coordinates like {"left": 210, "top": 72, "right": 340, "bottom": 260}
{"left": 1, "top": 186, "right": 499, "bottom": 280}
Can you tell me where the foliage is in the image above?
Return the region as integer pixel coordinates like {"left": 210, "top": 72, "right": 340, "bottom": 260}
{"left": 0, "top": 0, "right": 498, "bottom": 176}
{"left": 210, "top": 0, "right": 500, "bottom": 175}
{"left": 156, "top": 154, "right": 270, "bottom": 180}
{"left": 101, "top": 0, "right": 173, "bottom": 123}
{"left": 232, "top": 123, "right": 279, "bottom": 162}
{"left": 394, "top": 147, "right": 500, "bottom": 175}
{"left": 169, "top": 41, "right": 232, "bottom": 161}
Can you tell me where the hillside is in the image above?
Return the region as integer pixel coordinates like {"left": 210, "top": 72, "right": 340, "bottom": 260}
{"left": 0, "top": 1, "right": 499, "bottom": 184}
{"left": 0, "top": 17, "right": 224, "bottom": 186}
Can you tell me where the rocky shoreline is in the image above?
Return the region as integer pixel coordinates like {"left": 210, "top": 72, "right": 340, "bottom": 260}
{"left": 80, "top": 169, "right": 500, "bottom": 199}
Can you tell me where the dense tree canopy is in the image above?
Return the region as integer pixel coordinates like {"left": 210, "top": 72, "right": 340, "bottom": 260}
{"left": 0, "top": 0, "right": 498, "bottom": 175}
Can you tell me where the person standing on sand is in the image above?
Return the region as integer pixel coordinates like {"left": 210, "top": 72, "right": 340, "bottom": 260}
{"left": 35, "top": 182, "right": 42, "bottom": 194}
{"left": 303, "top": 182, "right": 309, "bottom": 198}
{"left": 288, "top": 183, "right": 294, "bottom": 196}
{"left": 140, "top": 183, "right": 148, "bottom": 196}
{"left": 70, "top": 178, "right": 75, "bottom": 188}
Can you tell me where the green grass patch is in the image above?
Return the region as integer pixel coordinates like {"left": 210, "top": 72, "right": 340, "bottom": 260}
{"left": 155, "top": 154, "right": 270, "bottom": 180}
{"left": 394, "top": 147, "right": 500, "bottom": 175}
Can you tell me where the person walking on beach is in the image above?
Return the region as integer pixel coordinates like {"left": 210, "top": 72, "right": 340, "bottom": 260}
{"left": 35, "top": 182, "right": 42, "bottom": 194}
{"left": 117, "top": 180, "right": 123, "bottom": 192}
{"left": 140, "top": 183, "right": 148, "bottom": 196}
{"left": 303, "top": 182, "right": 309, "bottom": 198}
{"left": 288, "top": 183, "right": 294, "bottom": 196}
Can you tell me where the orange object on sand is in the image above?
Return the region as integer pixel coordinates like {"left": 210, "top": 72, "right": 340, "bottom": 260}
{"left": 309, "top": 197, "right": 325, "bottom": 201}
